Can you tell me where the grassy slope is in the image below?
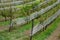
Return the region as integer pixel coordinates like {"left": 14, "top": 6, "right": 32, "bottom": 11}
{"left": 12, "top": 0, "right": 57, "bottom": 17}
{"left": 0, "top": 15, "right": 60, "bottom": 40}
{"left": 33, "top": 15, "right": 60, "bottom": 40}
{"left": 0, "top": 0, "right": 57, "bottom": 18}
{"left": 0, "top": 0, "right": 58, "bottom": 26}
{"left": 0, "top": 4, "right": 60, "bottom": 40}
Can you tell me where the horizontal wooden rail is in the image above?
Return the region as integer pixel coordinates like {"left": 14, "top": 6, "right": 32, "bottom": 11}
{"left": 12, "top": 0, "right": 60, "bottom": 26}
{"left": 0, "top": 1, "right": 23, "bottom": 6}
{"left": 31, "top": 9, "right": 60, "bottom": 35}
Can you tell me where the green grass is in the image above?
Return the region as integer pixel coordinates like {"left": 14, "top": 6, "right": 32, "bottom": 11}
{"left": 0, "top": 0, "right": 42, "bottom": 16}
{"left": 0, "top": 16, "right": 3, "bottom": 18}
{"left": 0, "top": 0, "right": 57, "bottom": 18}
{"left": 0, "top": 15, "right": 60, "bottom": 40}
{"left": 0, "top": 2, "right": 60, "bottom": 26}
{"left": 33, "top": 16, "right": 60, "bottom": 40}
{"left": 0, "top": 0, "right": 60, "bottom": 40}
{"left": 12, "top": 0, "right": 57, "bottom": 17}
{"left": 0, "top": 21, "right": 10, "bottom": 26}
{"left": 16, "top": 0, "right": 43, "bottom": 8}
{"left": 0, "top": 5, "right": 60, "bottom": 40}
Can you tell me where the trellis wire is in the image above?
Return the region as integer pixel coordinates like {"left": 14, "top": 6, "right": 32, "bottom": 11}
{"left": 0, "top": 0, "right": 36, "bottom": 10}
{"left": 31, "top": 9, "right": 60, "bottom": 35}
{"left": 11, "top": 0, "right": 60, "bottom": 26}
{"left": 0, "top": 1, "right": 23, "bottom": 6}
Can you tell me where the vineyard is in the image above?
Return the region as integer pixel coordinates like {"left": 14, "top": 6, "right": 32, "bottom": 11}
{"left": 0, "top": 0, "right": 60, "bottom": 40}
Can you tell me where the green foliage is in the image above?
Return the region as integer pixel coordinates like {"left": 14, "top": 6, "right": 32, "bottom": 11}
{"left": 33, "top": 16, "right": 60, "bottom": 40}
{"left": 0, "top": 0, "right": 60, "bottom": 40}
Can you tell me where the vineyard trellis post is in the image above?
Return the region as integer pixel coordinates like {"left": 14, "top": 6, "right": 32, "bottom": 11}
{"left": 30, "top": 19, "right": 34, "bottom": 40}
{"left": 9, "top": 0, "right": 14, "bottom": 32}
{"left": 30, "top": 0, "right": 35, "bottom": 40}
{"left": 9, "top": 6, "right": 13, "bottom": 32}
{"left": 0, "top": 0, "right": 6, "bottom": 21}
